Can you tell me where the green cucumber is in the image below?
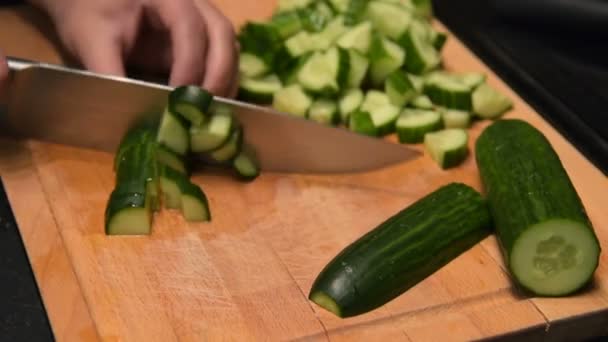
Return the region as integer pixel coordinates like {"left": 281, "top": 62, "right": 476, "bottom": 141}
{"left": 270, "top": 11, "right": 303, "bottom": 39}
{"left": 232, "top": 146, "right": 261, "bottom": 181}
{"left": 308, "top": 98, "right": 340, "bottom": 125}
{"left": 159, "top": 164, "right": 183, "bottom": 209}
{"left": 156, "top": 145, "right": 187, "bottom": 174}
{"left": 365, "top": 0, "right": 413, "bottom": 39}
{"left": 346, "top": 49, "right": 369, "bottom": 89}
{"left": 272, "top": 84, "right": 313, "bottom": 117}
{"left": 190, "top": 109, "right": 234, "bottom": 153}
{"left": 239, "top": 52, "right": 269, "bottom": 78}
{"left": 339, "top": 88, "right": 364, "bottom": 123}
{"left": 298, "top": 1, "right": 334, "bottom": 32}
{"left": 344, "top": 0, "right": 369, "bottom": 25}
{"left": 409, "top": 94, "right": 434, "bottom": 109}
{"left": 472, "top": 83, "right": 513, "bottom": 119}
{"left": 156, "top": 107, "right": 190, "bottom": 156}
{"left": 476, "top": 119, "right": 601, "bottom": 296}
{"left": 238, "top": 22, "right": 282, "bottom": 65}
{"left": 179, "top": 179, "right": 211, "bottom": 222}
{"left": 424, "top": 72, "right": 473, "bottom": 111}
{"left": 385, "top": 70, "right": 418, "bottom": 107}
{"left": 441, "top": 109, "right": 471, "bottom": 129}
{"left": 328, "top": 0, "right": 350, "bottom": 12}
{"left": 424, "top": 129, "right": 469, "bottom": 169}
{"left": 309, "top": 182, "right": 492, "bottom": 318}
{"left": 297, "top": 47, "right": 349, "bottom": 95}
{"left": 105, "top": 187, "right": 152, "bottom": 235}
{"left": 399, "top": 19, "right": 441, "bottom": 75}
{"left": 360, "top": 90, "right": 400, "bottom": 135}
{"left": 369, "top": 35, "right": 406, "bottom": 87}
{"left": 238, "top": 74, "right": 283, "bottom": 104}
{"left": 336, "top": 21, "right": 373, "bottom": 54}
{"left": 349, "top": 110, "right": 378, "bottom": 136}
{"left": 396, "top": 108, "right": 442, "bottom": 143}
{"left": 278, "top": 0, "right": 315, "bottom": 12}
{"left": 208, "top": 126, "right": 243, "bottom": 164}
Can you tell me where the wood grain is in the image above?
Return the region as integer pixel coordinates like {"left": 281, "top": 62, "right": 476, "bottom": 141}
{"left": 0, "top": 2, "right": 607, "bottom": 341}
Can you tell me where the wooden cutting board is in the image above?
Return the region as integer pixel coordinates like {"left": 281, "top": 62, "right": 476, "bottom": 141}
{"left": 1, "top": 2, "right": 607, "bottom": 341}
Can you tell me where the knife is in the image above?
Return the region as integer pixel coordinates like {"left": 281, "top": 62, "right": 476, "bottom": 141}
{"left": 0, "top": 56, "right": 420, "bottom": 173}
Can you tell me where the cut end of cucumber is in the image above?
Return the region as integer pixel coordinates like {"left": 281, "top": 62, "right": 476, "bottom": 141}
{"left": 510, "top": 219, "right": 601, "bottom": 296}
{"left": 309, "top": 291, "right": 342, "bottom": 317}
{"left": 106, "top": 207, "right": 151, "bottom": 236}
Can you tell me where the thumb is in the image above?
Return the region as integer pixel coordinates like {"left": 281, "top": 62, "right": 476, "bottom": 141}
{"left": 72, "top": 33, "right": 125, "bottom": 77}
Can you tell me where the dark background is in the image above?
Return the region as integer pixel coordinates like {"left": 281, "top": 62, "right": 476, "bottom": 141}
{"left": 1, "top": 0, "right": 607, "bottom": 340}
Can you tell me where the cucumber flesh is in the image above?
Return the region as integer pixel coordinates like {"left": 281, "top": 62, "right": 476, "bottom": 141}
{"left": 297, "top": 47, "right": 349, "bottom": 95}
{"left": 156, "top": 145, "right": 187, "bottom": 174}
{"left": 339, "top": 88, "right": 364, "bottom": 123}
{"left": 271, "top": 11, "right": 303, "bottom": 39}
{"left": 169, "top": 86, "right": 213, "bottom": 126}
{"left": 208, "top": 127, "right": 243, "bottom": 163}
{"left": 239, "top": 53, "right": 269, "bottom": 78}
{"left": 369, "top": 35, "right": 406, "bottom": 86}
{"left": 441, "top": 109, "right": 471, "bottom": 129}
{"left": 346, "top": 49, "right": 369, "bottom": 89}
{"left": 273, "top": 84, "right": 313, "bottom": 117}
{"left": 179, "top": 180, "right": 211, "bottom": 222}
{"left": 337, "top": 21, "right": 373, "bottom": 54}
{"left": 190, "top": 110, "right": 234, "bottom": 153}
{"left": 385, "top": 70, "right": 417, "bottom": 107}
{"left": 424, "top": 128, "right": 469, "bottom": 169}
{"left": 361, "top": 91, "right": 400, "bottom": 135}
{"left": 157, "top": 107, "right": 190, "bottom": 156}
{"left": 476, "top": 119, "right": 601, "bottom": 296}
{"left": 238, "top": 74, "right": 283, "bottom": 104}
{"left": 349, "top": 110, "right": 378, "bottom": 136}
{"left": 159, "top": 165, "right": 183, "bottom": 209}
{"left": 309, "top": 98, "right": 339, "bottom": 125}
{"left": 105, "top": 190, "right": 151, "bottom": 235}
{"left": 472, "top": 83, "right": 513, "bottom": 119}
{"left": 365, "top": 1, "right": 413, "bottom": 39}
{"left": 399, "top": 20, "right": 440, "bottom": 75}
{"left": 396, "top": 109, "right": 442, "bottom": 143}
{"left": 232, "top": 148, "right": 261, "bottom": 181}
{"left": 410, "top": 94, "right": 434, "bottom": 109}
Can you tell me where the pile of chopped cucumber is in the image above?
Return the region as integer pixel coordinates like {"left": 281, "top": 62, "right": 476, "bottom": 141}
{"left": 106, "top": 86, "right": 260, "bottom": 236}
{"left": 237, "top": 0, "right": 513, "bottom": 169}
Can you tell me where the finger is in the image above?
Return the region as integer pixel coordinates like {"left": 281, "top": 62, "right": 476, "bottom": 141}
{"left": 197, "top": 0, "right": 238, "bottom": 96}
{"left": 72, "top": 30, "right": 125, "bottom": 77}
{"left": 153, "top": 0, "right": 207, "bottom": 86}
{"left": 227, "top": 45, "right": 241, "bottom": 98}
{"left": 0, "top": 50, "right": 9, "bottom": 96}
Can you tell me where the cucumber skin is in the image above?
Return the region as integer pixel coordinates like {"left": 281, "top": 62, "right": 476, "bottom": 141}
{"left": 309, "top": 183, "right": 492, "bottom": 318}
{"left": 475, "top": 119, "right": 601, "bottom": 295}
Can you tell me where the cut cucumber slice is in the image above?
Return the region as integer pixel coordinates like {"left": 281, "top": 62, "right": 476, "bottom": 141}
{"left": 270, "top": 11, "right": 303, "bottom": 39}
{"left": 396, "top": 108, "right": 442, "bottom": 143}
{"left": 208, "top": 127, "right": 243, "bottom": 163}
{"left": 365, "top": 0, "right": 413, "bottom": 39}
{"left": 179, "top": 180, "right": 211, "bottom": 222}
{"left": 424, "top": 71, "right": 473, "bottom": 111}
{"left": 308, "top": 98, "right": 340, "bottom": 125}
{"left": 336, "top": 21, "right": 372, "bottom": 54}
{"left": 298, "top": 1, "right": 334, "bottom": 32}
{"left": 156, "top": 145, "right": 187, "bottom": 174}
{"left": 424, "top": 128, "right": 469, "bottom": 169}
{"left": 169, "top": 86, "right": 213, "bottom": 126}
{"left": 410, "top": 94, "right": 434, "bottom": 109}
{"left": 190, "top": 110, "right": 234, "bottom": 153}
{"left": 441, "top": 109, "right": 471, "bottom": 129}
{"left": 156, "top": 107, "right": 190, "bottom": 155}
{"left": 349, "top": 110, "right": 378, "bottom": 136}
{"left": 239, "top": 53, "right": 269, "bottom": 78}
{"left": 232, "top": 147, "right": 261, "bottom": 181}
{"left": 238, "top": 74, "right": 283, "bottom": 104}
{"left": 297, "top": 47, "right": 349, "bottom": 95}
{"left": 399, "top": 20, "right": 440, "bottom": 75}
{"left": 105, "top": 189, "right": 151, "bottom": 235}
{"left": 346, "top": 49, "right": 369, "bottom": 89}
{"left": 159, "top": 165, "right": 183, "bottom": 209}
{"left": 369, "top": 35, "right": 406, "bottom": 86}
{"left": 339, "top": 88, "right": 364, "bottom": 123}
{"left": 472, "top": 83, "right": 513, "bottom": 119}
{"left": 385, "top": 70, "right": 417, "bottom": 107}
{"left": 273, "top": 84, "right": 313, "bottom": 117}
{"left": 344, "top": 0, "right": 369, "bottom": 25}
{"left": 361, "top": 90, "right": 400, "bottom": 135}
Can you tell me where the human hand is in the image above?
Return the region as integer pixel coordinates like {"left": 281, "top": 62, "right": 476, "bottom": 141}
{"left": 29, "top": 0, "right": 239, "bottom": 97}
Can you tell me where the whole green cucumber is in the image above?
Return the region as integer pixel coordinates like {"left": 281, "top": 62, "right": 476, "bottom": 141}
{"left": 476, "top": 119, "right": 601, "bottom": 296}
{"left": 309, "top": 183, "right": 492, "bottom": 318}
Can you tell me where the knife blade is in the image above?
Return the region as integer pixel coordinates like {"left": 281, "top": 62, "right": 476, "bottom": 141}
{"left": 0, "top": 57, "right": 420, "bottom": 173}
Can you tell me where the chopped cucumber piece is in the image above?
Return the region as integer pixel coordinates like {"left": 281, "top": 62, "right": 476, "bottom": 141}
{"left": 412, "top": 0, "right": 433, "bottom": 18}
{"left": 297, "top": 47, "right": 349, "bottom": 95}
{"left": 361, "top": 90, "right": 400, "bottom": 135}
{"left": 232, "top": 147, "right": 261, "bottom": 181}
{"left": 369, "top": 35, "right": 406, "bottom": 86}
{"left": 339, "top": 88, "right": 364, "bottom": 123}
{"left": 271, "top": 11, "right": 303, "bottom": 39}
{"left": 309, "top": 98, "right": 339, "bottom": 125}
{"left": 159, "top": 165, "right": 183, "bottom": 209}
{"left": 385, "top": 70, "right": 418, "bottom": 107}
{"left": 336, "top": 21, "right": 373, "bottom": 54}
{"left": 328, "top": 0, "right": 350, "bottom": 12}
{"left": 396, "top": 108, "right": 443, "bottom": 143}
{"left": 276, "top": 52, "right": 312, "bottom": 85}
{"left": 424, "top": 71, "right": 473, "bottom": 110}
{"left": 238, "top": 74, "right": 283, "bottom": 104}
{"left": 105, "top": 189, "right": 151, "bottom": 235}
{"left": 433, "top": 31, "right": 448, "bottom": 51}
{"left": 157, "top": 107, "right": 190, "bottom": 155}
{"left": 410, "top": 94, "right": 434, "bottom": 109}
{"left": 298, "top": 1, "right": 335, "bottom": 32}
{"left": 365, "top": 1, "right": 413, "bottom": 39}
{"left": 238, "top": 22, "right": 282, "bottom": 65}
{"left": 285, "top": 31, "right": 318, "bottom": 57}
{"left": 424, "top": 129, "right": 469, "bottom": 169}
{"left": 346, "top": 49, "right": 369, "bottom": 88}
{"left": 156, "top": 145, "right": 187, "bottom": 174}
{"left": 179, "top": 180, "right": 211, "bottom": 222}
{"left": 315, "top": 15, "right": 349, "bottom": 49}
{"left": 344, "top": 0, "right": 369, "bottom": 25}
{"left": 208, "top": 127, "right": 243, "bottom": 163}
{"left": 169, "top": 86, "right": 213, "bottom": 126}
{"left": 190, "top": 110, "right": 234, "bottom": 153}
{"left": 349, "top": 110, "right": 378, "bottom": 136}
{"left": 456, "top": 72, "right": 486, "bottom": 89}
{"left": 273, "top": 84, "right": 313, "bottom": 117}
{"left": 399, "top": 20, "right": 440, "bottom": 75}
{"left": 239, "top": 53, "right": 269, "bottom": 78}
{"left": 441, "top": 109, "right": 471, "bottom": 129}
{"left": 472, "top": 83, "right": 513, "bottom": 119}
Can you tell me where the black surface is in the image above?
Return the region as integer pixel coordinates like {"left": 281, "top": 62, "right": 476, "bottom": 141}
{"left": 0, "top": 1, "right": 608, "bottom": 341}
{"left": 434, "top": 0, "right": 608, "bottom": 175}
{"left": 0, "top": 180, "right": 54, "bottom": 341}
